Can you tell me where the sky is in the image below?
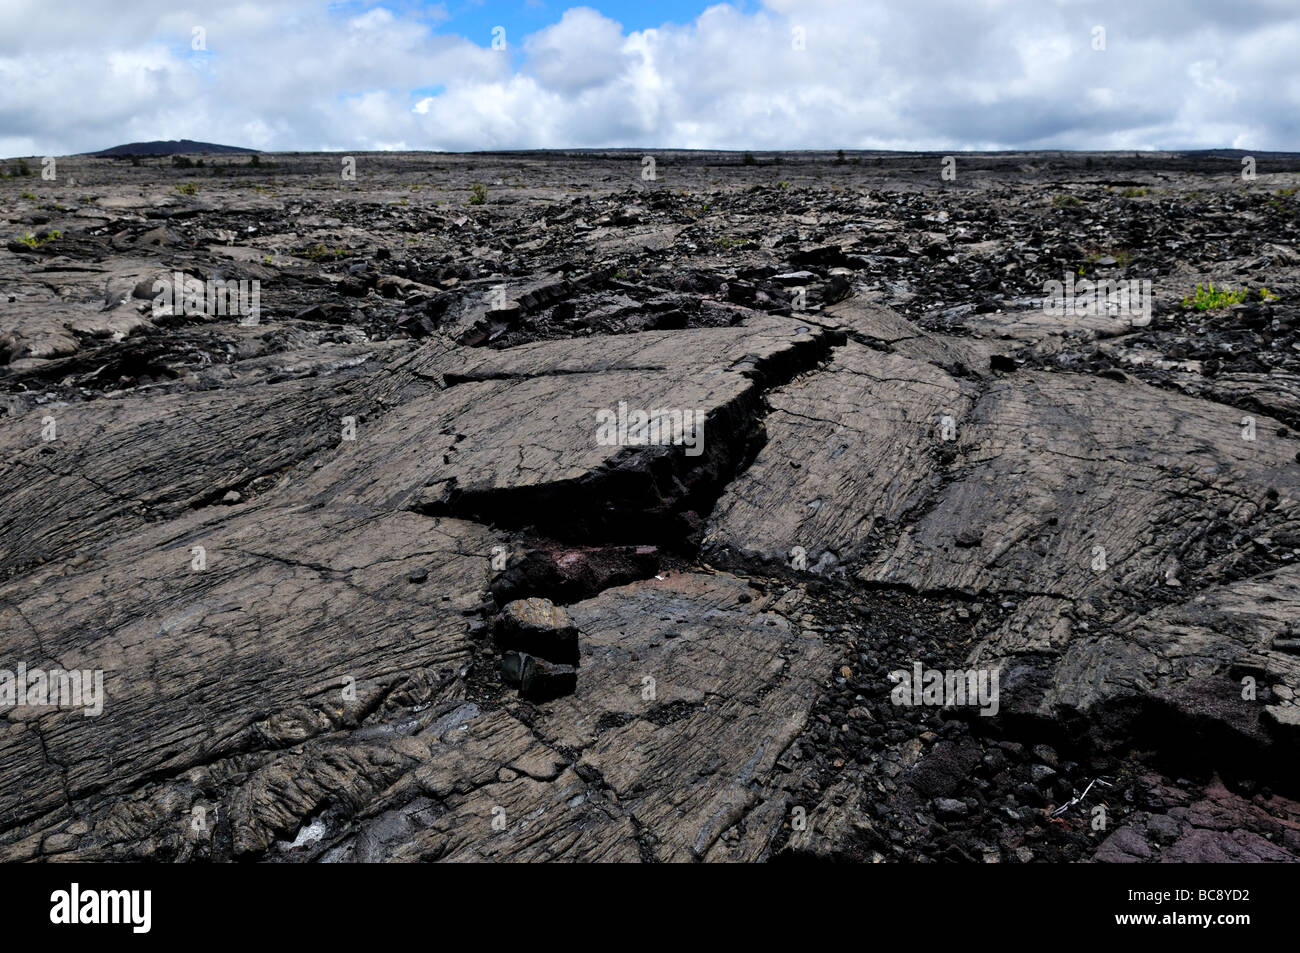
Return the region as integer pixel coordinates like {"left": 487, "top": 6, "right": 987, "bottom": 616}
{"left": 2, "top": 0, "right": 1298, "bottom": 156}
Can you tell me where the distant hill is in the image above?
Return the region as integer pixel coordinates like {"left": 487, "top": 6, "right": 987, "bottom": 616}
{"left": 88, "top": 139, "right": 259, "bottom": 157}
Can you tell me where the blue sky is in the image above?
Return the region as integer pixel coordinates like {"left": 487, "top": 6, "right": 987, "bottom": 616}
{"left": 324, "top": 0, "right": 726, "bottom": 74}
{"left": 409, "top": 0, "right": 720, "bottom": 35}
{"left": 3, "top": 1, "right": 1299, "bottom": 156}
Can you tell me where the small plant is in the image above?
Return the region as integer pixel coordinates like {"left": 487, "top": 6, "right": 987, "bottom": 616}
{"left": 303, "top": 243, "right": 347, "bottom": 261}
{"left": 15, "top": 159, "right": 31, "bottom": 177}
{"left": 468, "top": 183, "right": 487, "bottom": 205}
{"left": 1184, "top": 282, "right": 1246, "bottom": 310}
{"left": 834, "top": 149, "right": 846, "bottom": 165}
{"left": 1052, "top": 193, "right": 1082, "bottom": 209}
{"left": 1120, "top": 186, "right": 1149, "bottom": 198}
{"left": 1182, "top": 282, "right": 1277, "bottom": 310}
{"left": 14, "top": 229, "right": 60, "bottom": 248}
{"left": 1276, "top": 187, "right": 1297, "bottom": 197}
{"left": 742, "top": 152, "right": 757, "bottom": 166}
{"left": 175, "top": 182, "right": 198, "bottom": 196}
{"left": 171, "top": 155, "right": 194, "bottom": 169}
{"left": 20, "top": 190, "right": 38, "bottom": 200}
{"left": 777, "top": 180, "right": 791, "bottom": 190}
{"left": 249, "top": 155, "right": 261, "bottom": 167}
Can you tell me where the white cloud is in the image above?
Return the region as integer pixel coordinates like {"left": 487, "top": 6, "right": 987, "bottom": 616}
{"left": 3, "top": 0, "right": 1298, "bottom": 155}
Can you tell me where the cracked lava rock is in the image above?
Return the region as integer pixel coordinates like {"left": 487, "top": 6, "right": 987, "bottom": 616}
{"left": 2, "top": 149, "right": 1299, "bottom": 863}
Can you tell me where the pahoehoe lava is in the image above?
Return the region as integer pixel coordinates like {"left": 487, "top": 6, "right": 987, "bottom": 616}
{"left": 1, "top": 149, "right": 1299, "bottom": 862}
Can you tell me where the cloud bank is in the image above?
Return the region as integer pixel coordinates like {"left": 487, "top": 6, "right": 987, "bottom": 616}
{"left": 3, "top": 0, "right": 1298, "bottom": 156}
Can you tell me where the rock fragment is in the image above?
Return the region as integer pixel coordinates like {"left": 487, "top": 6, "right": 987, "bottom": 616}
{"left": 517, "top": 654, "right": 578, "bottom": 703}
{"left": 493, "top": 597, "right": 580, "bottom": 666}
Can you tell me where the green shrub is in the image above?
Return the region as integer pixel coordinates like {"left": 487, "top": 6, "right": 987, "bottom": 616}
{"left": 1182, "top": 282, "right": 1278, "bottom": 310}
{"left": 14, "top": 229, "right": 60, "bottom": 248}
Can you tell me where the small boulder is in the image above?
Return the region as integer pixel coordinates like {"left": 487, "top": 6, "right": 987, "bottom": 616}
{"left": 494, "top": 597, "right": 579, "bottom": 665}
{"left": 934, "top": 797, "right": 968, "bottom": 820}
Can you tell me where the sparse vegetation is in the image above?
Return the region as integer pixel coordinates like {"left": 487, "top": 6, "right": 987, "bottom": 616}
{"left": 468, "top": 183, "right": 487, "bottom": 205}
{"left": 175, "top": 182, "right": 199, "bottom": 196}
{"left": 13, "top": 229, "right": 60, "bottom": 248}
{"left": 1182, "top": 282, "right": 1277, "bottom": 311}
{"left": 302, "top": 243, "right": 348, "bottom": 262}
{"left": 742, "top": 152, "right": 757, "bottom": 166}
{"left": 1052, "top": 193, "right": 1082, "bottom": 209}
{"left": 1120, "top": 186, "right": 1149, "bottom": 198}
